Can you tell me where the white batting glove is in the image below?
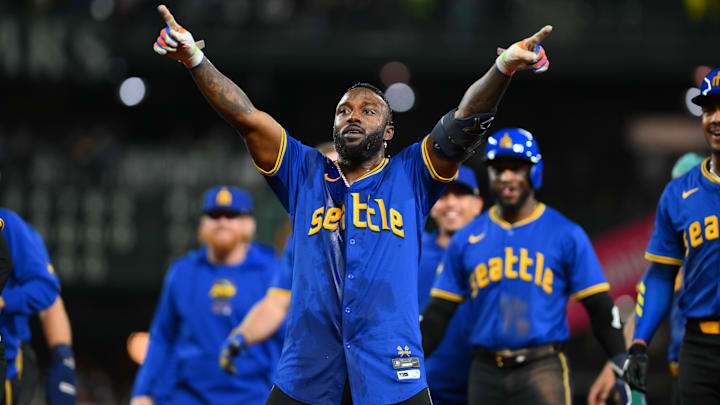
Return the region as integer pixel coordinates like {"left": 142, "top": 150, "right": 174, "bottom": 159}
{"left": 495, "top": 25, "right": 552, "bottom": 76}
{"left": 153, "top": 5, "right": 205, "bottom": 69}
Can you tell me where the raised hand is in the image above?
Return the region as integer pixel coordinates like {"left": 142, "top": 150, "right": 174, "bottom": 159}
{"left": 495, "top": 25, "right": 552, "bottom": 75}
{"left": 153, "top": 5, "right": 205, "bottom": 68}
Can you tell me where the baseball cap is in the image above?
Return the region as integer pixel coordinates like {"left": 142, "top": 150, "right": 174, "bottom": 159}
{"left": 671, "top": 152, "right": 705, "bottom": 179}
{"left": 691, "top": 68, "right": 720, "bottom": 107}
{"left": 451, "top": 166, "right": 480, "bottom": 196}
{"left": 202, "top": 186, "right": 253, "bottom": 215}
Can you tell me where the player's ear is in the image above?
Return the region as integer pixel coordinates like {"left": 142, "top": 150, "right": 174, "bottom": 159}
{"left": 473, "top": 197, "right": 483, "bottom": 216}
{"left": 384, "top": 124, "right": 394, "bottom": 141}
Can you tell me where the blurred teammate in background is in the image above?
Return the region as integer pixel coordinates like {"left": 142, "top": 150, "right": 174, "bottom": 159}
{"left": 623, "top": 68, "right": 720, "bottom": 405}
{"left": 589, "top": 152, "right": 705, "bottom": 405}
{"left": 219, "top": 143, "right": 337, "bottom": 373}
{"left": 0, "top": 214, "right": 15, "bottom": 403}
{"left": 151, "top": 5, "right": 551, "bottom": 403}
{"left": 418, "top": 166, "right": 482, "bottom": 405}
{"left": 422, "top": 128, "right": 629, "bottom": 405}
{"left": 0, "top": 207, "right": 76, "bottom": 405}
{"left": 131, "top": 186, "right": 283, "bottom": 405}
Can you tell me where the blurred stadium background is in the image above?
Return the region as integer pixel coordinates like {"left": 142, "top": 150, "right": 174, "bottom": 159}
{"left": 2, "top": 0, "right": 720, "bottom": 403}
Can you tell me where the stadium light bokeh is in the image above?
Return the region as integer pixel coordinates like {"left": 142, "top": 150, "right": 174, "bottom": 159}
{"left": 119, "top": 77, "right": 146, "bottom": 107}
{"left": 385, "top": 82, "right": 415, "bottom": 113}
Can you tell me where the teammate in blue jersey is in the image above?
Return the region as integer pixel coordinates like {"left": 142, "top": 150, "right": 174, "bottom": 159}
{"left": 0, "top": 217, "right": 14, "bottom": 402}
{"left": 152, "top": 5, "right": 552, "bottom": 403}
{"left": 589, "top": 152, "right": 705, "bottom": 405}
{"left": 623, "top": 68, "right": 720, "bottom": 405}
{"left": 0, "top": 208, "right": 75, "bottom": 405}
{"left": 418, "top": 166, "right": 482, "bottom": 405}
{"left": 131, "top": 187, "right": 283, "bottom": 405}
{"left": 423, "top": 128, "right": 629, "bottom": 405}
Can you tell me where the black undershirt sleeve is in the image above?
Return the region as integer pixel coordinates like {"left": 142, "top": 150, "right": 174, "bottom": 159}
{"left": 581, "top": 291, "right": 626, "bottom": 365}
{"left": 420, "top": 297, "right": 459, "bottom": 357}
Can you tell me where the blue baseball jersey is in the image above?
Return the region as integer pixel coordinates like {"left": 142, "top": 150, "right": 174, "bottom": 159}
{"left": 432, "top": 204, "right": 609, "bottom": 349}
{"left": 258, "top": 129, "right": 454, "bottom": 405}
{"left": 644, "top": 160, "right": 720, "bottom": 319}
{"left": 132, "top": 243, "right": 283, "bottom": 405}
{"left": 0, "top": 208, "right": 60, "bottom": 379}
{"left": 418, "top": 232, "right": 471, "bottom": 405}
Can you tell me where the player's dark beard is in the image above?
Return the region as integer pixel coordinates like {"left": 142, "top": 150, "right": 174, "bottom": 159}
{"left": 333, "top": 127, "right": 385, "bottom": 166}
{"left": 494, "top": 187, "right": 532, "bottom": 212}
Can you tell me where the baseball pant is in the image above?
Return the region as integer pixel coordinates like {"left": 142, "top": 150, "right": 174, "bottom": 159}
{"left": 266, "top": 384, "right": 433, "bottom": 405}
{"left": 2, "top": 342, "right": 39, "bottom": 405}
{"left": 678, "top": 318, "right": 720, "bottom": 405}
{"left": 467, "top": 352, "right": 571, "bottom": 405}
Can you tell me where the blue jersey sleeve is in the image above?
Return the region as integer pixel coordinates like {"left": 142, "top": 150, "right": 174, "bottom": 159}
{"left": 645, "top": 185, "right": 685, "bottom": 265}
{"left": 565, "top": 224, "right": 610, "bottom": 301}
{"left": 269, "top": 234, "right": 292, "bottom": 296}
{"left": 0, "top": 209, "right": 59, "bottom": 315}
{"left": 132, "top": 267, "right": 181, "bottom": 397}
{"left": 430, "top": 235, "right": 468, "bottom": 303}
{"left": 257, "top": 129, "right": 321, "bottom": 217}
{"left": 398, "top": 136, "right": 458, "bottom": 216}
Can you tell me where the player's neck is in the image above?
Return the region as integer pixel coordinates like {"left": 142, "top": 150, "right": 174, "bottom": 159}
{"left": 435, "top": 229, "right": 452, "bottom": 249}
{"left": 711, "top": 153, "right": 720, "bottom": 178}
{"left": 337, "top": 152, "right": 385, "bottom": 185}
{"left": 498, "top": 196, "right": 537, "bottom": 224}
{"left": 207, "top": 242, "right": 250, "bottom": 266}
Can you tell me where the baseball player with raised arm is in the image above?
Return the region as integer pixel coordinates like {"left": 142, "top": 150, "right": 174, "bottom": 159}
{"left": 623, "top": 68, "right": 720, "bottom": 404}
{"left": 152, "top": 6, "right": 551, "bottom": 403}
{"left": 131, "top": 187, "right": 283, "bottom": 405}
{"left": 422, "top": 128, "right": 630, "bottom": 405}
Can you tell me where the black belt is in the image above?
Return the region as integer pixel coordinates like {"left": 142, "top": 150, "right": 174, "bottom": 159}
{"left": 473, "top": 343, "right": 563, "bottom": 369}
{"left": 686, "top": 317, "right": 720, "bottom": 335}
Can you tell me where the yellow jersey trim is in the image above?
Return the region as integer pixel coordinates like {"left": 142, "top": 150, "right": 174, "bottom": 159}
{"left": 253, "top": 127, "right": 287, "bottom": 176}
{"left": 333, "top": 158, "right": 388, "bottom": 185}
{"left": 0, "top": 218, "right": 4, "bottom": 230}
{"left": 421, "top": 136, "right": 458, "bottom": 183}
{"left": 571, "top": 282, "right": 610, "bottom": 301}
{"left": 488, "top": 203, "right": 546, "bottom": 230}
{"left": 700, "top": 157, "right": 719, "bottom": 183}
{"left": 644, "top": 252, "right": 684, "bottom": 266}
{"left": 324, "top": 173, "right": 341, "bottom": 182}
{"left": 267, "top": 287, "right": 291, "bottom": 298}
{"left": 558, "top": 352, "right": 571, "bottom": 405}
{"left": 430, "top": 288, "right": 466, "bottom": 303}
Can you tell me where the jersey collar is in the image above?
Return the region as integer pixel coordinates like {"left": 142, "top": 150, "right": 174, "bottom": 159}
{"left": 332, "top": 158, "right": 389, "bottom": 186}
{"left": 700, "top": 157, "right": 720, "bottom": 184}
{"left": 489, "top": 202, "right": 546, "bottom": 230}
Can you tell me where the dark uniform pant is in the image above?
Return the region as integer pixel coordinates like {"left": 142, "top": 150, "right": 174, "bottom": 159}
{"left": 679, "top": 318, "right": 720, "bottom": 405}
{"left": 3, "top": 342, "right": 39, "bottom": 405}
{"left": 266, "top": 383, "right": 433, "bottom": 405}
{"left": 468, "top": 350, "right": 571, "bottom": 405}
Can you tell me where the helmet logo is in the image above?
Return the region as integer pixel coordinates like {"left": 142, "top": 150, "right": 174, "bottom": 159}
{"left": 216, "top": 187, "right": 233, "bottom": 206}
{"left": 500, "top": 133, "right": 513, "bottom": 148}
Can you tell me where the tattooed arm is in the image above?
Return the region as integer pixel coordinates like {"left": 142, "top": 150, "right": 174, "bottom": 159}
{"left": 189, "top": 60, "right": 283, "bottom": 171}
{"left": 155, "top": 5, "right": 282, "bottom": 171}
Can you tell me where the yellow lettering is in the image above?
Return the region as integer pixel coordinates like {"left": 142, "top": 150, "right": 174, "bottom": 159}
{"left": 542, "top": 268, "right": 553, "bottom": 294}
{"left": 489, "top": 257, "right": 503, "bottom": 282}
{"left": 390, "top": 209, "right": 404, "bottom": 238}
{"left": 375, "top": 199, "right": 390, "bottom": 230}
{"left": 308, "top": 206, "right": 324, "bottom": 236}
{"left": 504, "top": 247, "right": 518, "bottom": 279}
{"left": 475, "top": 263, "right": 489, "bottom": 289}
{"left": 705, "top": 215, "right": 719, "bottom": 241}
{"left": 714, "top": 72, "right": 720, "bottom": 87}
{"left": 367, "top": 205, "right": 380, "bottom": 232}
{"left": 519, "top": 248, "right": 534, "bottom": 282}
{"left": 352, "top": 193, "right": 367, "bottom": 229}
{"left": 534, "top": 252, "right": 545, "bottom": 286}
{"left": 469, "top": 272, "right": 479, "bottom": 298}
{"left": 683, "top": 230, "right": 689, "bottom": 257}
{"left": 689, "top": 221, "right": 703, "bottom": 247}
{"left": 323, "top": 207, "right": 343, "bottom": 231}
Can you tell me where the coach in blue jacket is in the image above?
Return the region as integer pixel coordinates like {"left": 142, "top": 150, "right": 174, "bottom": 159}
{"left": 131, "top": 186, "right": 283, "bottom": 405}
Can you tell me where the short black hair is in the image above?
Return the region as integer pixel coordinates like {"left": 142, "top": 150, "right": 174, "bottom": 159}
{"left": 345, "top": 82, "right": 393, "bottom": 126}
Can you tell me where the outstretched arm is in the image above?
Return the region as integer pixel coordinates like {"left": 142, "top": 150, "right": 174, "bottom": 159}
{"left": 154, "top": 5, "right": 283, "bottom": 172}
{"left": 426, "top": 26, "right": 552, "bottom": 178}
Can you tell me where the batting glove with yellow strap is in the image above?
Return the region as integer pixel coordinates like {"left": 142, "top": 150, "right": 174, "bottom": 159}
{"left": 495, "top": 25, "right": 552, "bottom": 76}
{"left": 153, "top": 5, "right": 205, "bottom": 69}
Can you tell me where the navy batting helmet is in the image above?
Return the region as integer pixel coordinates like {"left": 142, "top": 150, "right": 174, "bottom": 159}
{"left": 484, "top": 128, "right": 543, "bottom": 189}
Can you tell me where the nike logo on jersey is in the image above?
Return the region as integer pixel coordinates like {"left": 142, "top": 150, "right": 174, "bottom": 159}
{"left": 682, "top": 188, "right": 699, "bottom": 199}
{"left": 468, "top": 233, "right": 486, "bottom": 244}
